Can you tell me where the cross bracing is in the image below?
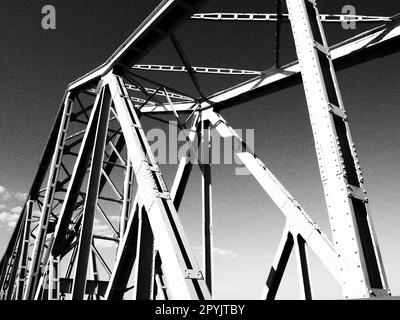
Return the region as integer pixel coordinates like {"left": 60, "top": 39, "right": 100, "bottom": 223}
{"left": 1, "top": 0, "right": 399, "bottom": 300}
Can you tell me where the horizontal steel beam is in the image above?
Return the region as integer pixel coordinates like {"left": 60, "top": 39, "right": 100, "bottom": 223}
{"left": 191, "top": 13, "right": 391, "bottom": 23}
{"left": 132, "top": 64, "right": 262, "bottom": 75}
{"left": 140, "top": 15, "right": 400, "bottom": 113}
{"left": 59, "top": 278, "right": 109, "bottom": 297}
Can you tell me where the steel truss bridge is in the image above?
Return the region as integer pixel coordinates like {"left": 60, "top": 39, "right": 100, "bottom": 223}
{"left": 1, "top": 0, "right": 399, "bottom": 300}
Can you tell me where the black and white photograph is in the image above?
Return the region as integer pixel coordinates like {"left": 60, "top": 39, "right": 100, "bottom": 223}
{"left": 0, "top": 0, "right": 399, "bottom": 315}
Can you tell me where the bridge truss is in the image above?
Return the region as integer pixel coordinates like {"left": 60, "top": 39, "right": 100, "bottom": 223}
{"left": 1, "top": 0, "right": 399, "bottom": 300}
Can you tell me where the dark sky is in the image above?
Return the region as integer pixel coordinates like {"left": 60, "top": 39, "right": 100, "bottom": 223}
{"left": 0, "top": 0, "right": 399, "bottom": 299}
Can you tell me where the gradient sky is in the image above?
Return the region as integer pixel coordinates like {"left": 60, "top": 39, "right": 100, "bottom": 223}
{"left": 0, "top": 0, "right": 399, "bottom": 299}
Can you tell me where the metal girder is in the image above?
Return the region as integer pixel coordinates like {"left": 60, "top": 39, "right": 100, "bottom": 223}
{"left": 294, "top": 234, "right": 312, "bottom": 300}
{"left": 120, "top": 157, "right": 134, "bottom": 239}
{"left": 116, "top": 66, "right": 198, "bottom": 107}
{"left": 139, "top": 15, "right": 400, "bottom": 113}
{"left": 203, "top": 110, "right": 342, "bottom": 283}
{"left": 275, "top": 0, "right": 283, "bottom": 68}
{"left": 170, "top": 113, "right": 201, "bottom": 210}
{"left": 286, "top": 0, "right": 389, "bottom": 299}
{"left": 1, "top": 0, "right": 398, "bottom": 302}
{"left": 109, "top": 111, "right": 202, "bottom": 299}
{"left": 104, "top": 199, "right": 140, "bottom": 300}
{"left": 58, "top": 278, "right": 109, "bottom": 297}
{"left": 125, "top": 83, "right": 193, "bottom": 102}
{"left": 191, "top": 12, "right": 391, "bottom": 23}
{"left": 0, "top": 90, "right": 72, "bottom": 298}
{"left": 104, "top": 112, "right": 201, "bottom": 299}
{"left": 33, "top": 264, "right": 48, "bottom": 300}
{"left": 96, "top": 204, "right": 119, "bottom": 239}
{"left": 132, "top": 64, "right": 261, "bottom": 76}
{"left": 17, "top": 200, "right": 33, "bottom": 299}
{"left": 261, "top": 229, "right": 312, "bottom": 300}
{"left": 154, "top": 253, "right": 169, "bottom": 300}
{"left": 133, "top": 207, "right": 156, "bottom": 300}
{"left": 48, "top": 256, "right": 60, "bottom": 300}
{"left": 107, "top": 72, "right": 210, "bottom": 299}
{"left": 170, "top": 33, "right": 206, "bottom": 99}
{"left": 261, "top": 225, "right": 293, "bottom": 300}
{"left": 28, "top": 85, "right": 124, "bottom": 298}
{"left": 1, "top": 219, "right": 24, "bottom": 300}
{"left": 90, "top": 243, "right": 100, "bottom": 301}
{"left": 52, "top": 86, "right": 105, "bottom": 257}
{"left": 201, "top": 119, "right": 213, "bottom": 294}
{"left": 71, "top": 85, "right": 112, "bottom": 300}
{"left": 24, "top": 94, "right": 74, "bottom": 300}
{"left": 91, "top": 244, "right": 112, "bottom": 276}
{"left": 67, "top": 0, "right": 211, "bottom": 92}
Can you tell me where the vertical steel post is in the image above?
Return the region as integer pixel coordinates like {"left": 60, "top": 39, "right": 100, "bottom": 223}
{"left": 91, "top": 246, "right": 100, "bottom": 300}
{"left": 201, "top": 118, "right": 213, "bottom": 294}
{"left": 24, "top": 94, "right": 74, "bottom": 300}
{"left": 286, "top": 0, "right": 389, "bottom": 298}
{"left": 48, "top": 256, "right": 60, "bottom": 300}
{"left": 71, "top": 86, "right": 111, "bottom": 300}
{"left": 33, "top": 263, "right": 49, "bottom": 300}
{"left": 133, "top": 207, "right": 155, "bottom": 300}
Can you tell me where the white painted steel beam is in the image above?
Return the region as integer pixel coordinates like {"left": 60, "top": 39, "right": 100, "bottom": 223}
{"left": 204, "top": 110, "right": 342, "bottom": 283}
{"left": 125, "top": 83, "right": 194, "bottom": 101}
{"left": 120, "top": 157, "right": 134, "bottom": 239}
{"left": 71, "top": 85, "right": 111, "bottom": 300}
{"left": 286, "top": 0, "right": 389, "bottom": 299}
{"left": 52, "top": 89, "right": 104, "bottom": 256}
{"left": 140, "top": 16, "right": 400, "bottom": 113}
{"left": 24, "top": 94, "right": 74, "bottom": 300}
{"left": 67, "top": 0, "right": 210, "bottom": 92}
{"left": 191, "top": 12, "right": 391, "bottom": 23}
{"left": 107, "top": 72, "right": 211, "bottom": 300}
{"left": 17, "top": 200, "right": 33, "bottom": 299}
{"left": 132, "top": 64, "right": 261, "bottom": 76}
